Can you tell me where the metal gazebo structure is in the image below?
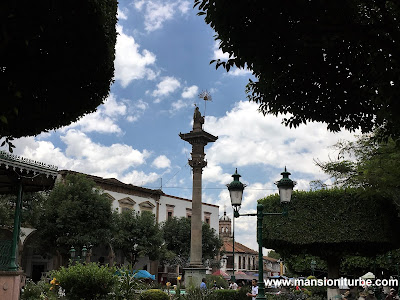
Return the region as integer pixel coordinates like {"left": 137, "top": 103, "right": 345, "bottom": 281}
{"left": 0, "top": 151, "right": 57, "bottom": 300}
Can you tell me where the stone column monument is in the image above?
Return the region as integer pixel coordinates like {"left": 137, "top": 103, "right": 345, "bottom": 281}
{"left": 179, "top": 106, "right": 217, "bottom": 287}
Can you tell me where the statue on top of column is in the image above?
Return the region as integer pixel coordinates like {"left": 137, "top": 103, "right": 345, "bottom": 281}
{"left": 193, "top": 106, "right": 204, "bottom": 131}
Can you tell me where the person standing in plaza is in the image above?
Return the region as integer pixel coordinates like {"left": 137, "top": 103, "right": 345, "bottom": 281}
{"left": 229, "top": 280, "right": 238, "bottom": 290}
{"left": 247, "top": 279, "right": 259, "bottom": 300}
{"left": 200, "top": 278, "right": 207, "bottom": 290}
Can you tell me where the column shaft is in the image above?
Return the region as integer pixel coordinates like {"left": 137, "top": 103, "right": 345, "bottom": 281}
{"left": 190, "top": 167, "right": 203, "bottom": 266}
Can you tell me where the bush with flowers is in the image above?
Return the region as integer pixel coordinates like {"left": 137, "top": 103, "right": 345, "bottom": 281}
{"left": 21, "top": 278, "right": 58, "bottom": 300}
{"left": 50, "top": 262, "right": 117, "bottom": 300}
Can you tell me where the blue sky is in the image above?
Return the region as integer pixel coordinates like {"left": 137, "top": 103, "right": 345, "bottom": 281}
{"left": 6, "top": 0, "right": 358, "bottom": 253}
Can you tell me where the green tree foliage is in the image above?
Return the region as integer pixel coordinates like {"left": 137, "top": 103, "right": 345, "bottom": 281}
{"left": 316, "top": 134, "right": 400, "bottom": 202}
{"left": 0, "top": 192, "right": 47, "bottom": 228}
{"left": 21, "top": 279, "right": 55, "bottom": 300}
{"left": 283, "top": 248, "right": 400, "bottom": 278}
{"left": 112, "top": 210, "right": 163, "bottom": 263}
{"left": 205, "top": 274, "right": 228, "bottom": 289}
{"left": 0, "top": 0, "right": 117, "bottom": 144}
{"left": 260, "top": 189, "right": 400, "bottom": 281}
{"left": 51, "top": 262, "right": 117, "bottom": 300}
{"left": 36, "top": 174, "right": 113, "bottom": 256}
{"left": 195, "top": 1, "right": 400, "bottom": 140}
{"left": 261, "top": 189, "right": 400, "bottom": 257}
{"left": 161, "top": 217, "right": 222, "bottom": 266}
{"left": 0, "top": 194, "right": 14, "bottom": 227}
{"left": 268, "top": 250, "right": 281, "bottom": 260}
{"left": 283, "top": 252, "right": 327, "bottom": 276}
{"left": 139, "top": 289, "right": 169, "bottom": 300}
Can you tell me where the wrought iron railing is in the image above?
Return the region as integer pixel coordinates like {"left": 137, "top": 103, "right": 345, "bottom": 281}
{"left": 0, "top": 150, "right": 58, "bottom": 171}
{"left": 0, "top": 240, "right": 12, "bottom": 270}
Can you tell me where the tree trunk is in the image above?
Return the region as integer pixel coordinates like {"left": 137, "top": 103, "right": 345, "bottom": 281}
{"left": 327, "top": 255, "right": 341, "bottom": 300}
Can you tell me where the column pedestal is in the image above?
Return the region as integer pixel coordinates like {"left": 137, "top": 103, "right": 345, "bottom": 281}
{"left": 183, "top": 267, "right": 207, "bottom": 289}
{"left": 0, "top": 270, "right": 24, "bottom": 300}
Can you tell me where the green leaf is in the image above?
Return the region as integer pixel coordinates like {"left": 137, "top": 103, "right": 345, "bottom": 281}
{"left": 0, "top": 115, "right": 8, "bottom": 124}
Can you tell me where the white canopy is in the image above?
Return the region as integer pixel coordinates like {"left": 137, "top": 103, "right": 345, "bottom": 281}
{"left": 361, "top": 272, "right": 376, "bottom": 279}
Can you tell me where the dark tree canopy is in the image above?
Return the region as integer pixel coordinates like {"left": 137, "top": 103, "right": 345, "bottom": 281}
{"left": 112, "top": 210, "right": 163, "bottom": 263}
{"left": 37, "top": 174, "right": 113, "bottom": 255}
{"left": 161, "top": 217, "right": 222, "bottom": 266}
{"left": 315, "top": 133, "right": 400, "bottom": 203}
{"left": 0, "top": 0, "right": 117, "bottom": 139}
{"left": 195, "top": 0, "right": 400, "bottom": 139}
{"left": 260, "top": 189, "right": 400, "bottom": 259}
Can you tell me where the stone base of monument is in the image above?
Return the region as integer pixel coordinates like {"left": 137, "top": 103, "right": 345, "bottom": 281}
{"left": 183, "top": 266, "right": 207, "bottom": 289}
{"left": 0, "top": 271, "right": 25, "bottom": 300}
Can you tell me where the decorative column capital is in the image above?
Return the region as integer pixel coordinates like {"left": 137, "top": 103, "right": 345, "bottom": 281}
{"left": 188, "top": 159, "right": 207, "bottom": 170}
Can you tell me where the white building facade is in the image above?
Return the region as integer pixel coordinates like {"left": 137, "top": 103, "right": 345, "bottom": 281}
{"left": 20, "top": 170, "right": 219, "bottom": 281}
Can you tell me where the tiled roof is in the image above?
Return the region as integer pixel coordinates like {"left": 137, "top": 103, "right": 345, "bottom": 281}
{"left": 59, "top": 170, "right": 163, "bottom": 195}
{"left": 263, "top": 256, "right": 278, "bottom": 262}
{"left": 222, "top": 240, "right": 280, "bottom": 265}
{"left": 222, "top": 240, "right": 258, "bottom": 255}
{"left": 58, "top": 169, "right": 219, "bottom": 208}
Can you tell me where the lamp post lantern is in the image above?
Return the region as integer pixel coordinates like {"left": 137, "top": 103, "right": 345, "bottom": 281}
{"left": 227, "top": 168, "right": 295, "bottom": 300}
{"left": 69, "top": 246, "right": 76, "bottom": 259}
{"left": 226, "top": 169, "right": 246, "bottom": 282}
{"left": 69, "top": 246, "right": 88, "bottom": 264}
{"left": 276, "top": 167, "right": 295, "bottom": 204}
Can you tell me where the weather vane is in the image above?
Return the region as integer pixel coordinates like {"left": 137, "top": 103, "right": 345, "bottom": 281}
{"left": 198, "top": 90, "right": 212, "bottom": 102}
{"left": 198, "top": 90, "right": 212, "bottom": 118}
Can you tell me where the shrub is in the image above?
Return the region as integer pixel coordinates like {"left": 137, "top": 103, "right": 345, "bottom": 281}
{"left": 51, "top": 262, "right": 117, "bottom": 300}
{"left": 307, "top": 285, "right": 327, "bottom": 298}
{"left": 172, "top": 287, "right": 213, "bottom": 300}
{"left": 113, "top": 266, "right": 147, "bottom": 300}
{"left": 21, "top": 279, "right": 58, "bottom": 300}
{"left": 236, "top": 287, "right": 251, "bottom": 300}
{"left": 212, "top": 289, "right": 238, "bottom": 300}
{"left": 139, "top": 289, "right": 169, "bottom": 300}
{"left": 205, "top": 275, "right": 228, "bottom": 289}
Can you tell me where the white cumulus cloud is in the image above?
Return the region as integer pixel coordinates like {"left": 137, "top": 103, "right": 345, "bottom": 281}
{"left": 122, "top": 170, "right": 160, "bottom": 186}
{"left": 61, "top": 94, "right": 127, "bottom": 134}
{"left": 117, "top": 7, "right": 128, "bottom": 20}
{"left": 170, "top": 99, "right": 190, "bottom": 112}
{"left": 181, "top": 85, "right": 199, "bottom": 99}
{"left": 152, "top": 76, "right": 181, "bottom": 97}
{"left": 10, "top": 130, "right": 154, "bottom": 182}
{"left": 126, "top": 99, "right": 149, "bottom": 123}
{"left": 134, "top": 0, "right": 191, "bottom": 32}
{"left": 152, "top": 155, "right": 171, "bottom": 169}
{"left": 115, "top": 25, "right": 157, "bottom": 88}
{"left": 204, "top": 101, "right": 357, "bottom": 179}
{"left": 212, "top": 41, "right": 231, "bottom": 60}
{"left": 227, "top": 68, "right": 253, "bottom": 76}
{"left": 212, "top": 41, "right": 252, "bottom": 76}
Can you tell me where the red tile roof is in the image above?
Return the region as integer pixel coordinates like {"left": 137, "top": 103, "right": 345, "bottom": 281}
{"left": 222, "top": 240, "right": 258, "bottom": 255}
{"left": 263, "top": 256, "right": 278, "bottom": 262}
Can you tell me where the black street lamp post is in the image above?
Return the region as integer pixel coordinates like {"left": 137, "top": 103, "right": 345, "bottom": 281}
{"left": 227, "top": 168, "right": 296, "bottom": 300}
{"left": 226, "top": 169, "right": 246, "bottom": 282}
